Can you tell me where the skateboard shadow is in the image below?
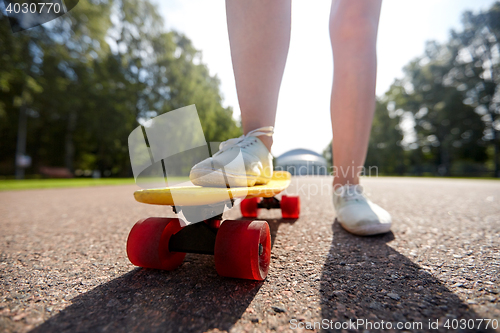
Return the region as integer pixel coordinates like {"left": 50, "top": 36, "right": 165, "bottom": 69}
{"left": 30, "top": 216, "right": 296, "bottom": 333}
{"left": 319, "top": 220, "right": 495, "bottom": 332}
{"left": 30, "top": 254, "right": 263, "bottom": 333}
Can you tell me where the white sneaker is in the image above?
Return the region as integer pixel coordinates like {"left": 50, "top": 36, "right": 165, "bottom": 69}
{"left": 332, "top": 184, "right": 392, "bottom": 236}
{"left": 189, "top": 126, "right": 274, "bottom": 187}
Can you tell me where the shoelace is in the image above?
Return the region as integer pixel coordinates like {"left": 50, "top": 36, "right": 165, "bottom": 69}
{"left": 217, "top": 126, "right": 274, "bottom": 154}
{"left": 336, "top": 185, "right": 365, "bottom": 202}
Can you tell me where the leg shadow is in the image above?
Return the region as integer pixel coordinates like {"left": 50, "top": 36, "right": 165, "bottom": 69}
{"left": 319, "top": 220, "right": 495, "bottom": 332}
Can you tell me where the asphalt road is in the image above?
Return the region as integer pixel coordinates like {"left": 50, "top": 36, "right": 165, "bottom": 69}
{"left": 1, "top": 177, "right": 499, "bottom": 333}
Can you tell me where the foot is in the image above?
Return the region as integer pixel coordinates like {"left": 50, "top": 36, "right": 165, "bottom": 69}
{"left": 189, "top": 127, "right": 274, "bottom": 187}
{"left": 332, "top": 184, "right": 392, "bottom": 236}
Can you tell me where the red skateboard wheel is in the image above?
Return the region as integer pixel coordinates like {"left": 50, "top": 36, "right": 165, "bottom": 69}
{"left": 127, "top": 217, "right": 186, "bottom": 270}
{"left": 214, "top": 220, "right": 271, "bottom": 281}
{"left": 240, "top": 197, "right": 261, "bottom": 218}
{"left": 281, "top": 195, "right": 300, "bottom": 219}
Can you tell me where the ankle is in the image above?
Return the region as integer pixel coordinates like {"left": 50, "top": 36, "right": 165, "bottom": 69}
{"left": 332, "top": 177, "right": 359, "bottom": 187}
{"left": 257, "top": 135, "right": 273, "bottom": 152}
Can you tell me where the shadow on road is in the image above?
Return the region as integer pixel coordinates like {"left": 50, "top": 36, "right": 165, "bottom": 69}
{"left": 30, "top": 218, "right": 296, "bottom": 333}
{"left": 319, "top": 220, "right": 493, "bottom": 332}
{"left": 30, "top": 265, "right": 261, "bottom": 333}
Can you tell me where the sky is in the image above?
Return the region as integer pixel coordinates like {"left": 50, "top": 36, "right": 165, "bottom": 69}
{"left": 156, "top": 0, "right": 497, "bottom": 157}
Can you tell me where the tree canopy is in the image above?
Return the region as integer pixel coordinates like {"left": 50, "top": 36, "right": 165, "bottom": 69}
{"left": 325, "top": 2, "right": 500, "bottom": 178}
{"left": 0, "top": 0, "right": 240, "bottom": 177}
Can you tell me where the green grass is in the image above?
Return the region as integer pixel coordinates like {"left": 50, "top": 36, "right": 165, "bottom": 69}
{"left": 0, "top": 178, "right": 136, "bottom": 191}
{"left": 0, "top": 177, "right": 193, "bottom": 191}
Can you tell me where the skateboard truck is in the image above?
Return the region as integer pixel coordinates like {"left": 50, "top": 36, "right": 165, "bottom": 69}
{"left": 168, "top": 220, "right": 219, "bottom": 255}
{"left": 166, "top": 196, "right": 297, "bottom": 259}
{"left": 168, "top": 202, "right": 229, "bottom": 255}
{"left": 171, "top": 200, "right": 231, "bottom": 224}
{"left": 257, "top": 197, "right": 281, "bottom": 210}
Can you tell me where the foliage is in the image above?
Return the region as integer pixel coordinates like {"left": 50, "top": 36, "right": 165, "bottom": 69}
{"left": 387, "top": 41, "right": 488, "bottom": 176}
{"left": 325, "top": 2, "right": 500, "bottom": 177}
{"left": 364, "top": 100, "right": 406, "bottom": 175}
{"left": 0, "top": 0, "right": 240, "bottom": 177}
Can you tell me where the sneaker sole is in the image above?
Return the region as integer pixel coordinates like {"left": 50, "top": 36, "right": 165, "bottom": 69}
{"left": 339, "top": 220, "right": 392, "bottom": 236}
{"left": 190, "top": 168, "right": 271, "bottom": 187}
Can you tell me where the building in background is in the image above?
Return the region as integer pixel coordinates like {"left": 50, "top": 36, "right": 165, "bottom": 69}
{"left": 275, "top": 149, "right": 328, "bottom": 175}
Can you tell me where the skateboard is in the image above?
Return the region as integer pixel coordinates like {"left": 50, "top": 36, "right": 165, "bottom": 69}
{"left": 126, "top": 171, "right": 300, "bottom": 281}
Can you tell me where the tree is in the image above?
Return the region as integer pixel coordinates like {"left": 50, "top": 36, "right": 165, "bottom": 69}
{"left": 0, "top": 0, "right": 240, "bottom": 177}
{"left": 446, "top": 3, "right": 500, "bottom": 176}
{"left": 364, "top": 100, "right": 405, "bottom": 175}
{"left": 323, "top": 2, "right": 499, "bottom": 177}
{"left": 386, "top": 39, "right": 488, "bottom": 176}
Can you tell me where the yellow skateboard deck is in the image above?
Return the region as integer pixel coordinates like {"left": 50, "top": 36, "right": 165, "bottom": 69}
{"left": 134, "top": 171, "right": 291, "bottom": 206}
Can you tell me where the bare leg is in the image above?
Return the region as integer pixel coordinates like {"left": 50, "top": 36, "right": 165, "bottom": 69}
{"left": 226, "top": 0, "right": 291, "bottom": 152}
{"left": 330, "top": 0, "right": 382, "bottom": 186}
